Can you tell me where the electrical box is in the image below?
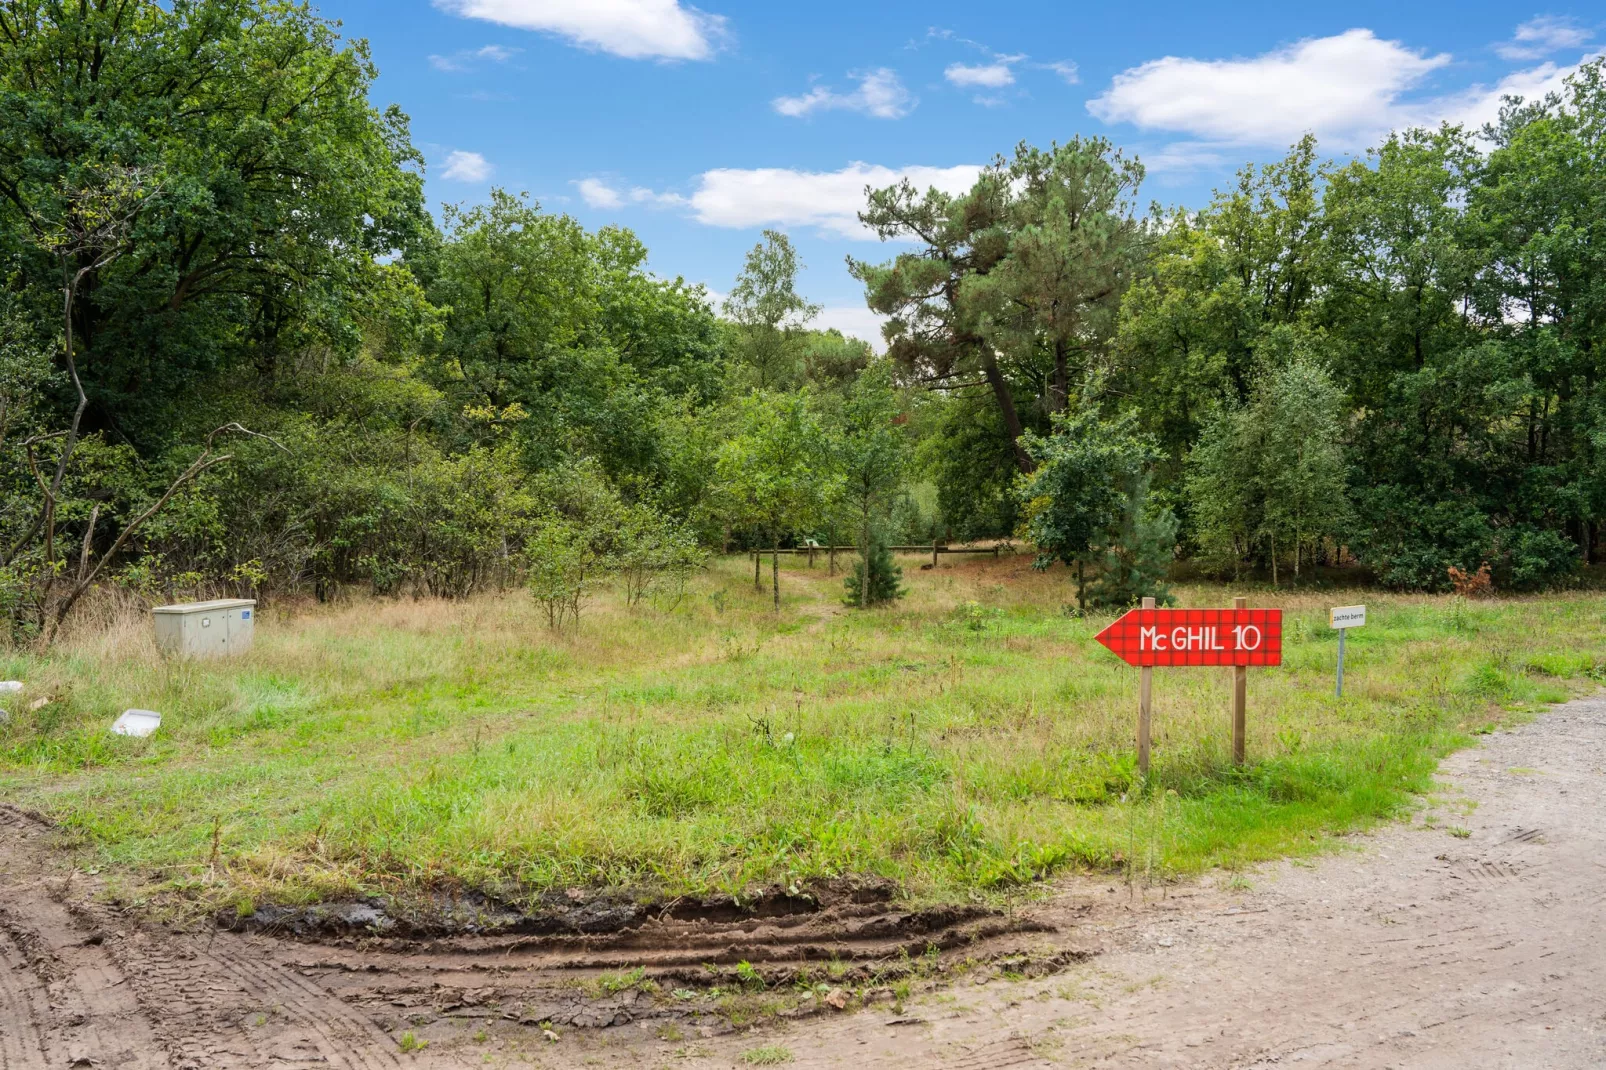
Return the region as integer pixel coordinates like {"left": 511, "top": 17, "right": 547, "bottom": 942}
{"left": 151, "top": 599, "right": 256, "bottom": 658}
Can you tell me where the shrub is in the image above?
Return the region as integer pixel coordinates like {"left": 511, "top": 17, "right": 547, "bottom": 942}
{"left": 843, "top": 538, "right": 904, "bottom": 607}
{"left": 1493, "top": 526, "right": 1579, "bottom": 591}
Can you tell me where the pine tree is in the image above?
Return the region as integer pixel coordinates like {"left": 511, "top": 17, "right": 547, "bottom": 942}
{"left": 843, "top": 538, "right": 904, "bottom": 607}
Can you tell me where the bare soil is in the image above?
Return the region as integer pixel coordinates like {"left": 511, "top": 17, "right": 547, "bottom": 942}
{"left": 5, "top": 695, "right": 1605, "bottom": 1069}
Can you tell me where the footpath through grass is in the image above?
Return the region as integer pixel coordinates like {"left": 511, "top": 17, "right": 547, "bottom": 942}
{"left": 0, "top": 555, "right": 1599, "bottom": 913}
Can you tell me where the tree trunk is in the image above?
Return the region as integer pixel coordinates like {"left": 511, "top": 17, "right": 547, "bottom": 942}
{"left": 860, "top": 512, "right": 872, "bottom": 610}
{"left": 772, "top": 541, "right": 780, "bottom": 610}
{"left": 1050, "top": 339, "right": 1069, "bottom": 415}
{"left": 1270, "top": 533, "right": 1278, "bottom": 587}
{"left": 1077, "top": 558, "right": 1086, "bottom": 615}
{"left": 981, "top": 352, "right": 1034, "bottom": 473}
{"left": 753, "top": 549, "right": 761, "bottom": 590}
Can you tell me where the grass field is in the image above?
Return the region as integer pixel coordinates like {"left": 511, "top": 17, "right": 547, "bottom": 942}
{"left": 0, "top": 553, "right": 1599, "bottom": 915}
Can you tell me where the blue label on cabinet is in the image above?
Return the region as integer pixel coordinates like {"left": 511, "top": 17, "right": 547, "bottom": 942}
{"left": 241, "top": 610, "right": 251, "bottom": 619}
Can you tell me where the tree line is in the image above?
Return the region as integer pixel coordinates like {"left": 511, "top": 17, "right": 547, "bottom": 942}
{"left": 2, "top": 2, "right": 1603, "bottom": 642}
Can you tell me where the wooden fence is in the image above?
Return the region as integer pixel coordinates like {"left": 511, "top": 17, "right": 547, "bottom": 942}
{"left": 748, "top": 543, "right": 1011, "bottom": 569}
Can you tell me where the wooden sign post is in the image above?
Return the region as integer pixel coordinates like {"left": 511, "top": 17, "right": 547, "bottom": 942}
{"left": 1138, "top": 596, "right": 1155, "bottom": 775}
{"left": 1232, "top": 595, "right": 1248, "bottom": 765}
{"left": 1095, "top": 598, "right": 1284, "bottom": 768}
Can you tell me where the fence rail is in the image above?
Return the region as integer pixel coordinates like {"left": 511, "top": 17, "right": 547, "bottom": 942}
{"left": 747, "top": 543, "right": 1012, "bottom": 568}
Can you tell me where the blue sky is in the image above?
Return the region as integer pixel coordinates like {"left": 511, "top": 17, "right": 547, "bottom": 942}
{"left": 319, "top": 1, "right": 1603, "bottom": 347}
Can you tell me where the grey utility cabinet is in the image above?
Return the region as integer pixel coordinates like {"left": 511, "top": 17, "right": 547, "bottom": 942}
{"left": 152, "top": 598, "right": 256, "bottom": 658}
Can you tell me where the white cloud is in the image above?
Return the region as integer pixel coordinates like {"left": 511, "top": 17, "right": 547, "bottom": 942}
{"left": 577, "top": 177, "right": 623, "bottom": 208}
{"left": 1044, "top": 60, "right": 1079, "bottom": 85}
{"left": 577, "top": 178, "right": 688, "bottom": 210}
{"left": 434, "top": 0, "right": 726, "bottom": 61}
{"left": 429, "top": 43, "right": 522, "bottom": 71}
{"left": 599, "top": 162, "right": 981, "bottom": 238}
{"left": 675, "top": 162, "right": 982, "bottom": 239}
{"left": 1139, "top": 141, "right": 1234, "bottom": 175}
{"left": 1088, "top": 29, "right": 1451, "bottom": 148}
{"left": 774, "top": 69, "right": 914, "bottom": 120}
{"left": 815, "top": 306, "right": 889, "bottom": 353}
{"left": 629, "top": 186, "right": 688, "bottom": 207}
{"left": 441, "top": 150, "right": 492, "bottom": 182}
{"left": 1497, "top": 16, "right": 1592, "bottom": 61}
{"left": 944, "top": 61, "right": 1014, "bottom": 89}
{"left": 1427, "top": 55, "right": 1595, "bottom": 133}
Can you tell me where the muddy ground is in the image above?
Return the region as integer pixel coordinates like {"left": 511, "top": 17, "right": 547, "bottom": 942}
{"left": 4, "top": 695, "right": 1605, "bottom": 1069}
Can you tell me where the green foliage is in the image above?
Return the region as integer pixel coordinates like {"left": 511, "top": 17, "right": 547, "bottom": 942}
{"left": 915, "top": 395, "right": 1018, "bottom": 540}
{"left": 832, "top": 360, "right": 910, "bottom": 606}
{"left": 615, "top": 504, "right": 705, "bottom": 610}
{"left": 712, "top": 392, "right": 838, "bottom": 606}
{"left": 726, "top": 230, "right": 820, "bottom": 391}
{"left": 1017, "top": 397, "right": 1171, "bottom": 610}
{"left": 1086, "top": 473, "right": 1179, "bottom": 609}
{"left": 524, "top": 461, "right": 625, "bottom": 629}
{"left": 0, "top": 0, "right": 429, "bottom": 437}
{"left": 1186, "top": 338, "right": 1350, "bottom": 582}
{"left": 843, "top": 539, "right": 904, "bottom": 608}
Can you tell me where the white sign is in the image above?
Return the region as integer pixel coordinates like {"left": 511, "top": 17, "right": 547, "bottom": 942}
{"left": 1330, "top": 605, "right": 1366, "bottom": 629}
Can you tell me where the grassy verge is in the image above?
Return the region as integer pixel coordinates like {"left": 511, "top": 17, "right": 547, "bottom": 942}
{"left": 0, "top": 555, "right": 1598, "bottom": 912}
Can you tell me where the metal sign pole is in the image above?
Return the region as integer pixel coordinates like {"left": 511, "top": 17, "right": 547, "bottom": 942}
{"left": 1328, "top": 605, "right": 1365, "bottom": 699}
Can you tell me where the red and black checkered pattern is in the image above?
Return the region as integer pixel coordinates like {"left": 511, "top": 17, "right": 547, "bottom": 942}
{"left": 1095, "top": 607, "right": 1283, "bottom": 667}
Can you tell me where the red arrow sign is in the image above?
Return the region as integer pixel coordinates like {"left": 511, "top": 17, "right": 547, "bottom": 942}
{"left": 1095, "top": 607, "right": 1283, "bottom": 667}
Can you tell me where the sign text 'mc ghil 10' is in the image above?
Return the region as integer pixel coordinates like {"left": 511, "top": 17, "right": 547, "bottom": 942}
{"left": 1094, "top": 599, "right": 1284, "bottom": 774}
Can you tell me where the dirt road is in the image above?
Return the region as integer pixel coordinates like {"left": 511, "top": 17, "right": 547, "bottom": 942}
{"left": 4, "top": 696, "right": 1605, "bottom": 1069}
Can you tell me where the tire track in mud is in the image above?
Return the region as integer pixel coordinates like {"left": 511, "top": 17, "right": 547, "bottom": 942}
{"left": 1, "top": 805, "right": 405, "bottom": 1070}
{"left": 0, "top": 807, "right": 167, "bottom": 1070}
{"left": 0, "top": 928, "right": 48, "bottom": 1070}
{"left": 2, "top": 800, "right": 1061, "bottom": 1068}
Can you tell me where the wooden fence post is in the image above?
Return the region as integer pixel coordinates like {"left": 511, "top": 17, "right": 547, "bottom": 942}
{"left": 1138, "top": 595, "right": 1154, "bottom": 777}
{"left": 1232, "top": 594, "right": 1247, "bottom": 765}
{"left": 932, "top": 542, "right": 939, "bottom": 569}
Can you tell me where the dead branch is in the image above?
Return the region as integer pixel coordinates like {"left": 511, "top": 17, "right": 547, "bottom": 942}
{"left": 42, "top": 422, "right": 275, "bottom": 645}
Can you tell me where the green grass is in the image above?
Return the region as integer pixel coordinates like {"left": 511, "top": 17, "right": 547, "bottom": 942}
{"left": 740, "top": 1044, "right": 794, "bottom": 1065}
{"left": 0, "top": 555, "right": 1598, "bottom": 911}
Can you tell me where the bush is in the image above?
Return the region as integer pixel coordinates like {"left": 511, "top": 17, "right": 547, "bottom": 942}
{"left": 1086, "top": 475, "right": 1178, "bottom": 609}
{"left": 843, "top": 538, "right": 904, "bottom": 607}
{"left": 1351, "top": 492, "right": 1493, "bottom": 591}
{"left": 616, "top": 505, "right": 705, "bottom": 609}
{"left": 1493, "top": 526, "right": 1579, "bottom": 591}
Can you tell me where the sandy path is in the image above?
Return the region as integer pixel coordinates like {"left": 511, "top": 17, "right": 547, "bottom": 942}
{"left": 669, "top": 695, "right": 1606, "bottom": 1069}
{"left": 3, "top": 696, "right": 1604, "bottom": 1069}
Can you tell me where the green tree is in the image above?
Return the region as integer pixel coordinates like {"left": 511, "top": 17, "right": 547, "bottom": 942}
{"left": 843, "top": 538, "right": 904, "bottom": 608}
{"left": 831, "top": 361, "right": 910, "bottom": 608}
{"left": 1087, "top": 471, "right": 1179, "bottom": 609}
{"left": 965, "top": 139, "right": 1146, "bottom": 415}
{"left": 1114, "top": 137, "right": 1334, "bottom": 502}
{"left": 0, "top": 0, "right": 428, "bottom": 437}
{"left": 725, "top": 230, "right": 819, "bottom": 390}
{"left": 712, "top": 392, "right": 837, "bottom": 609}
{"left": 1187, "top": 338, "right": 1350, "bottom": 582}
{"left": 850, "top": 169, "right": 1027, "bottom": 466}
{"left": 1017, "top": 396, "right": 1161, "bottom": 612}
